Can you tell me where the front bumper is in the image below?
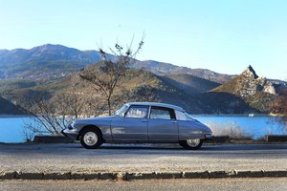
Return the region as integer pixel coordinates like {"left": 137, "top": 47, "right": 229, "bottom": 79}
{"left": 61, "top": 129, "right": 78, "bottom": 140}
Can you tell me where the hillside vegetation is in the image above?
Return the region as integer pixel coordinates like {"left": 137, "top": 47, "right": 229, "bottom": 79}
{"left": 1, "top": 44, "right": 286, "bottom": 115}
{"left": 0, "top": 67, "right": 257, "bottom": 115}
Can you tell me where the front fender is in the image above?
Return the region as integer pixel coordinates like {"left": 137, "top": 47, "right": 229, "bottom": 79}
{"left": 73, "top": 116, "right": 114, "bottom": 141}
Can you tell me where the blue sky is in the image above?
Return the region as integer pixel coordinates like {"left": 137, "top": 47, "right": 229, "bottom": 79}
{"left": 0, "top": 0, "right": 286, "bottom": 80}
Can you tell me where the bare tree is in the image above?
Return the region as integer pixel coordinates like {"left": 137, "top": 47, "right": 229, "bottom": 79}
{"left": 54, "top": 92, "right": 84, "bottom": 119}
{"left": 79, "top": 40, "right": 144, "bottom": 115}
{"left": 272, "top": 90, "right": 287, "bottom": 127}
{"left": 24, "top": 92, "right": 85, "bottom": 135}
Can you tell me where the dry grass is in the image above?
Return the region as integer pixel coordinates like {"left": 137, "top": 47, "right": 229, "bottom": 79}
{"left": 207, "top": 122, "right": 251, "bottom": 139}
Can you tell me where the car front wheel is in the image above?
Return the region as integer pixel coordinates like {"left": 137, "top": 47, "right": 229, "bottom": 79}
{"left": 80, "top": 128, "right": 103, "bottom": 149}
{"left": 179, "top": 138, "right": 203, "bottom": 150}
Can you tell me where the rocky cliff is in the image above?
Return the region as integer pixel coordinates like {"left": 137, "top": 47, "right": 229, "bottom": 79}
{"left": 214, "top": 65, "right": 277, "bottom": 97}
{"left": 213, "top": 65, "right": 278, "bottom": 112}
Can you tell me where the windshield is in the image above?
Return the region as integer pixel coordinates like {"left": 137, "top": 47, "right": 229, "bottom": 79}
{"left": 114, "top": 104, "right": 129, "bottom": 116}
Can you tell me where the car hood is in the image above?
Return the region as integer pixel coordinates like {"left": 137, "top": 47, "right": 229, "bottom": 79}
{"left": 76, "top": 116, "right": 115, "bottom": 123}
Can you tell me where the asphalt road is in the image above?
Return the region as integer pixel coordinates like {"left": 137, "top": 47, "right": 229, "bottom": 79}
{"left": 1, "top": 178, "right": 287, "bottom": 191}
{"left": 1, "top": 143, "right": 287, "bottom": 173}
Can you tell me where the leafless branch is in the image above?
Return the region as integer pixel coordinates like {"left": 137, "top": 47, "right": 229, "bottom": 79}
{"left": 80, "top": 38, "right": 144, "bottom": 115}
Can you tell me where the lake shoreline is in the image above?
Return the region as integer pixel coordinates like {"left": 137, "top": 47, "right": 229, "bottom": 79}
{"left": 0, "top": 115, "right": 286, "bottom": 143}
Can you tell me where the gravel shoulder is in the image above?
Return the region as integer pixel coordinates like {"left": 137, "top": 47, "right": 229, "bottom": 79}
{"left": 1, "top": 178, "right": 287, "bottom": 191}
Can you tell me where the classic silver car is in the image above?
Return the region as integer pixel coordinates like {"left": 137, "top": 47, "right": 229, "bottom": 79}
{"left": 62, "top": 102, "right": 212, "bottom": 150}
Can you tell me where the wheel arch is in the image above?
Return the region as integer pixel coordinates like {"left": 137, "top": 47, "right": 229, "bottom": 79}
{"left": 77, "top": 125, "right": 104, "bottom": 141}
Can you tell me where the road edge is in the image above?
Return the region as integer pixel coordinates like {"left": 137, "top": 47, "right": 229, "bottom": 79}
{"left": 1, "top": 170, "right": 287, "bottom": 180}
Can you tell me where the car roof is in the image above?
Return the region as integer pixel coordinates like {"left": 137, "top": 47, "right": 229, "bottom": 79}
{"left": 126, "top": 102, "right": 185, "bottom": 112}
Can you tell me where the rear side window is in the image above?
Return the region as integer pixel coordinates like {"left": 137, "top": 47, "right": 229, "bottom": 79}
{"left": 175, "top": 110, "right": 188, "bottom": 120}
{"left": 150, "top": 106, "right": 175, "bottom": 120}
{"left": 125, "top": 105, "right": 149, "bottom": 119}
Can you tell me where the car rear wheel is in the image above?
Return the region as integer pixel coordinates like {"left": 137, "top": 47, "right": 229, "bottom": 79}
{"left": 80, "top": 128, "right": 103, "bottom": 149}
{"left": 179, "top": 138, "right": 203, "bottom": 150}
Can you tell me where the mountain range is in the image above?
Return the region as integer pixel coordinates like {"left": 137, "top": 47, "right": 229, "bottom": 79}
{"left": 0, "top": 44, "right": 286, "bottom": 114}
{"left": 0, "top": 44, "right": 233, "bottom": 83}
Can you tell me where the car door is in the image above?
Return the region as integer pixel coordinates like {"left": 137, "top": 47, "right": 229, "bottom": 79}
{"left": 148, "top": 106, "right": 178, "bottom": 142}
{"left": 111, "top": 105, "right": 149, "bottom": 142}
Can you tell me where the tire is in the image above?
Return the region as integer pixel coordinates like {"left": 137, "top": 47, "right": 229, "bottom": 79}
{"left": 179, "top": 138, "right": 203, "bottom": 150}
{"left": 80, "top": 127, "right": 103, "bottom": 149}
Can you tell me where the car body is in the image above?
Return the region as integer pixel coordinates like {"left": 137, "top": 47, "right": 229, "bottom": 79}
{"left": 62, "top": 102, "right": 212, "bottom": 149}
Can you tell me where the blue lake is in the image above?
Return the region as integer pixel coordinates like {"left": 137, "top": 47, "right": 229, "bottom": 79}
{"left": 0, "top": 115, "right": 286, "bottom": 143}
{"left": 193, "top": 115, "right": 286, "bottom": 139}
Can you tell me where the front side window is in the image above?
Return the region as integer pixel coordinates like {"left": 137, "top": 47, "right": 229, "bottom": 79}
{"left": 125, "top": 105, "right": 148, "bottom": 119}
{"left": 150, "top": 106, "right": 175, "bottom": 120}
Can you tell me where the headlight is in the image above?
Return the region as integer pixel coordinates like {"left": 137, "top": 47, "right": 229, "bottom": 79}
{"left": 68, "top": 121, "right": 76, "bottom": 130}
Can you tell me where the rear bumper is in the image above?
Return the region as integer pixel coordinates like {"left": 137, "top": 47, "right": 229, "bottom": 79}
{"left": 61, "top": 129, "right": 78, "bottom": 140}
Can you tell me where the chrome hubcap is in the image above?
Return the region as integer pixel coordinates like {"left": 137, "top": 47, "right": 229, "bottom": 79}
{"left": 186, "top": 139, "right": 200, "bottom": 147}
{"left": 83, "top": 132, "right": 98, "bottom": 146}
